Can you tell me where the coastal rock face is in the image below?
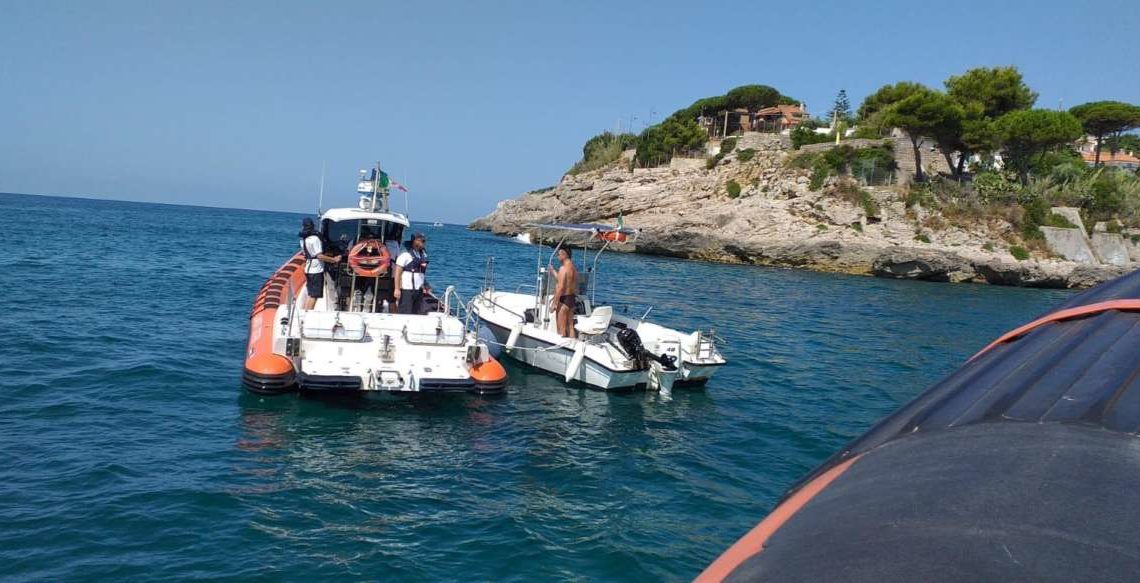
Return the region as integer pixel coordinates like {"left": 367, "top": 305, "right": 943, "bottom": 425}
{"left": 871, "top": 249, "right": 972, "bottom": 282}
{"left": 470, "top": 133, "right": 1131, "bottom": 289}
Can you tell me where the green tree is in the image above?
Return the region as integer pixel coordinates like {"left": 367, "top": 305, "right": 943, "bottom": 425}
{"left": 635, "top": 117, "right": 707, "bottom": 167}
{"left": 669, "top": 95, "right": 728, "bottom": 123}
{"left": 945, "top": 66, "right": 1037, "bottom": 119}
{"left": 832, "top": 89, "right": 851, "bottom": 122}
{"left": 666, "top": 85, "right": 796, "bottom": 125}
{"left": 880, "top": 87, "right": 964, "bottom": 182}
{"left": 993, "top": 109, "right": 1083, "bottom": 183}
{"left": 1103, "top": 133, "right": 1140, "bottom": 156}
{"left": 1069, "top": 101, "right": 1140, "bottom": 165}
{"left": 944, "top": 66, "right": 1037, "bottom": 174}
{"left": 856, "top": 82, "right": 926, "bottom": 122}
{"left": 724, "top": 85, "right": 783, "bottom": 110}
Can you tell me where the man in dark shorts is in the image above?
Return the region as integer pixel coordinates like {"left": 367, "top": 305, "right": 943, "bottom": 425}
{"left": 299, "top": 218, "right": 341, "bottom": 310}
{"left": 548, "top": 247, "right": 578, "bottom": 338}
{"left": 394, "top": 232, "right": 429, "bottom": 315}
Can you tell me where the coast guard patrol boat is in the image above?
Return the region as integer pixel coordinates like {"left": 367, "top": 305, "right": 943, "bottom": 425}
{"left": 242, "top": 163, "right": 507, "bottom": 395}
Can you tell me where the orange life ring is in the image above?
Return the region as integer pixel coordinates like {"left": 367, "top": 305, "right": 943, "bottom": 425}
{"left": 595, "top": 231, "right": 627, "bottom": 243}
{"left": 348, "top": 239, "right": 391, "bottom": 277}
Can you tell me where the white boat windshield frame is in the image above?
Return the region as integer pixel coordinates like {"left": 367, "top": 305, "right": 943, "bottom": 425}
{"left": 522, "top": 222, "right": 639, "bottom": 308}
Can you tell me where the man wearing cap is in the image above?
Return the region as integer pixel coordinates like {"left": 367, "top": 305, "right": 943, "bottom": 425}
{"left": 299, "top": 218, "right": 341, "bottom": 310}
{"left": 394, "top": 232, "right": 430, "bottom": 315}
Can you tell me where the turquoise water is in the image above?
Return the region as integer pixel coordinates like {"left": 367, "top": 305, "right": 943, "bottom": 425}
{"left": 0, "top": 192, "right": 1072, "bottom": 580}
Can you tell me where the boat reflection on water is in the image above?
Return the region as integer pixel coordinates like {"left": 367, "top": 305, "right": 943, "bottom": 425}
{"left": 231, "top": 373, "right": 718, "bottom": 571}
{"left": 234, "top": 374, "right": 715, "bottom": 475}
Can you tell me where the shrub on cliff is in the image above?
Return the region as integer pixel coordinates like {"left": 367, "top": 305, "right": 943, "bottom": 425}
{"left": 790, "top": 145, "right": 897, "bottom": 187}
{"left": 635, "top": 117, "right": 707, "bottom": 167}
{"left": 1009, "top": 168, "right": 1140, "bottom": 225}
{"left": 726, "top": 180, "right": 742, "bottom": 198}
{"left": 569, "top": 132, "right": 637, "bottom": 175}
{"left": 972, "top": 171, "right": 1019, "bottom": 204}
{"left": 791, "top": 126, "right": 832, "bottom": 149}
{"left": 706, "top": 137, "right": 740, "bottom": 168}
{"left": 832, "top": 179, "right": 880, "bottom": 217}
{"left": 1009, "top": 245, "right": 1030, "bottom": 260}
{"left": 851, "top": 147, "right": 896, "bottom": 184}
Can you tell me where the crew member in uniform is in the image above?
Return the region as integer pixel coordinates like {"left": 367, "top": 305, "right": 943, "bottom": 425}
{"left": 394, "top": 232, "right": 429, "bottom": 315}
{"left": 299, "top": 218, "right": 341, "bottom": 310}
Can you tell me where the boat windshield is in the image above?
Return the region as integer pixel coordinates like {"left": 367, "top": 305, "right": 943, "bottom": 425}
{"left": 323, "top": 218, "right": 406, "bottom": 252}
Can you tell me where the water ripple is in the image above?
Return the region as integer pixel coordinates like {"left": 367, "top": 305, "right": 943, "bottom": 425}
{"left": 0, "top": 193, "right": 1072, "bottom": 580}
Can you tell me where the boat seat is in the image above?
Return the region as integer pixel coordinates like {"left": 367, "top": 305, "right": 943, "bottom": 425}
{"left": 575, "top": 306, "right": 613, "bottom": 336}
{"left": 302, "top": 311, "right": 367, "bottom": 341}
{"left": 404, "top": 316, "right": 465, "bottom": 345}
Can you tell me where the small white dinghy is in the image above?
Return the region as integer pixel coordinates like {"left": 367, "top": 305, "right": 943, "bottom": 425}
{"left": 470, "top": 223, "right": 726, "bottom": 391}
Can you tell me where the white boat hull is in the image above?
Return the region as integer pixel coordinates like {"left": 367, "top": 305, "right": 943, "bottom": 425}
{"left": 484, "top": 319, "right": 646, "bottom": 389}
{"left": 472, "top": 291, "right": 725, "bottom": 391}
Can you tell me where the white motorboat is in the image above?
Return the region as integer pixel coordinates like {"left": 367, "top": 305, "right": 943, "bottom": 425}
{"left": 242, "top": 163, "right": 507, "bottom": 395}
{"left": 470, "top": 223, "right": 726, "bottom": 392}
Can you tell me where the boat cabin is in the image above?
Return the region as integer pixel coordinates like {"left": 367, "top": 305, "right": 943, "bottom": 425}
{"left": 313, "top": 206, "right": 411, "bottom": 313}
{"left": 320, "top": 206, "right": 409, "bottom": 255}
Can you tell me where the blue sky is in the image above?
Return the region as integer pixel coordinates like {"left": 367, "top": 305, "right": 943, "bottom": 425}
{"left": 1, "top": 0, "right": 1137, "bottom": 223}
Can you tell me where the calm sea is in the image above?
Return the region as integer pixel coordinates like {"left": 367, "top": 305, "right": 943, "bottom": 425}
{"left": 0, "top": 192, "right": 1072, "bottom": 581}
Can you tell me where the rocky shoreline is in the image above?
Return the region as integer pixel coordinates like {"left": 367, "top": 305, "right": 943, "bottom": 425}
{"left": 470, "top": 134, "right": 1131, "bottom": 289}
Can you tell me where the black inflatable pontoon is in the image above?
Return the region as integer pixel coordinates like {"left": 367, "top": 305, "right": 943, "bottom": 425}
{"left": 700, "top": 270, "right": 1140, "bottom": 582}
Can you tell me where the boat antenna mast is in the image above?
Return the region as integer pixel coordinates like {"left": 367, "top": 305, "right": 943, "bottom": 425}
{"left": 316, "top": 160, "right": 326, "bottom": 215}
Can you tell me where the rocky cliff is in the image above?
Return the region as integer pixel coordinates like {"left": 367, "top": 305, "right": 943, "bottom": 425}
{"left": 470, "top": 133, "right": 1130, "bottom": 288}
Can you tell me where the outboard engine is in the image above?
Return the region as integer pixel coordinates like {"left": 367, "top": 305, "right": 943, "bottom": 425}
{"left": 613, "top": 326, "right": 678, "bottom": 371}
{"left": 615, "top": 327, "right": 646, "bottom": 368}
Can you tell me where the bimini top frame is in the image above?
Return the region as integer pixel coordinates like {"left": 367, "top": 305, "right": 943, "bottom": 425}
{"left": 522, "top": 222, "right": 640, "bottom": 308}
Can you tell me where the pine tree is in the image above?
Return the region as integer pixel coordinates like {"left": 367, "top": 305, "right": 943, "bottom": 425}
{"left": 832, "top": 89, "right": 851, "bottom": 122}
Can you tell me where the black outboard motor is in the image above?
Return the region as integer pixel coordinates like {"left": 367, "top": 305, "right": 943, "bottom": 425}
{"left": 615, "top": 327, "right": 646, "bottom": 368}
{"left": 614, "top": 326, "right": 678, "bottom": 371}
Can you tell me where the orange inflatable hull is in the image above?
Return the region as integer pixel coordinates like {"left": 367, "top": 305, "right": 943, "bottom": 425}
{"left": 470, "top": 357, "right": 508, "bottom": 394}
{"left": 241, "top": 253, "right": 305, "bottom": 394}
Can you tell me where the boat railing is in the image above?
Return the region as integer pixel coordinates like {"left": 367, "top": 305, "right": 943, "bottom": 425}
{"left": 442, "top": 286, "right": 480, "bottom": 335}
{"left": 282, "top": 278, "right": 297, "bottom": 337}
{"left": 588, "top": 239, "right": 611, "bottom": 304}
{"left": 482, "top": 256, "right": 496, "bottom": 295}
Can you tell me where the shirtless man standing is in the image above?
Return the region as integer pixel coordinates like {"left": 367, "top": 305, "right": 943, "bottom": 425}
{"left": 549, "top": 247, "right": 578, "bottom": 338}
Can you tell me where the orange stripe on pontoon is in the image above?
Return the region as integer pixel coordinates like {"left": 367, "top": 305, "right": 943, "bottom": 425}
{"left": 694, "top": 456, "right": 860, "bottom": 583}
{"left": 970, "top": 299, "right": 1140, "bottom": 361}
